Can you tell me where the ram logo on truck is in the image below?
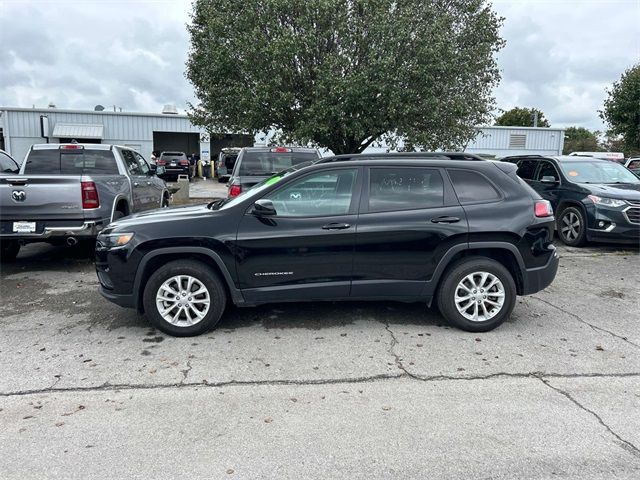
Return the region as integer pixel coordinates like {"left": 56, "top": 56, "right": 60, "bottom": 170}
{"left": 11, "top": 190, "right": 26, "bottom": 202}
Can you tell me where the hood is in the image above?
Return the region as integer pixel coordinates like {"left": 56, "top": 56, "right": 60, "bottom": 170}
{"left": 107, "top": 204, "right": 214, "bottom": 231}
{"left": 581, "top": 183, "right": 640, "bottom": 200}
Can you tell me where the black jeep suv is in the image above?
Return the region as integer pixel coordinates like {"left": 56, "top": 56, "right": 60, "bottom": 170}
{"left": 96, "top": 153, "right": 559, "bottom": 336}
{"left": 503, "top": 155, "right": 640, "bottom": 246}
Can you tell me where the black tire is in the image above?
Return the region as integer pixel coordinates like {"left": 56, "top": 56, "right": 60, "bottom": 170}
{"left": 142, "top": 260, "right": 227, "bottom": 337}
{"left": 112, "top": 210, "right": 126, "bottom": 221}
{"left": 436, "top": 257, "right": 516, "bottom": 332}
{"left": 0, "top": 240, "right": 20, "bottom": 262}
{"left": 161, "top": 195, "right": 170, "bottom": 208}
{"left": 557, "top": 206, "right": 587, "bottom": 247}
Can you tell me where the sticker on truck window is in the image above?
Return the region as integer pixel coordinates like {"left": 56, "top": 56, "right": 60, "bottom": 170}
{"left": 264, "top": 175, "right": 282, "bottom": 186}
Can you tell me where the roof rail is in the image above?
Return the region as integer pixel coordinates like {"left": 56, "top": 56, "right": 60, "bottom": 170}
{"left": 316, "top": 152, "right": 486, "bottom": 164}
{"left": 499, "top": 154, "right": 548, "bottom": 159}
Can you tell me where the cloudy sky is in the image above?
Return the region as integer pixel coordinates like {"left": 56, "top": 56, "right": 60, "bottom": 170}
{"left": 1, "top": 0, "right": 638, "bottom": 130}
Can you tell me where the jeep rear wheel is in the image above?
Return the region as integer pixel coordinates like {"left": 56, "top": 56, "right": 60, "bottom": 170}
{"left": 437, "top": 257, "right": 516, "bottom": 332}
{"left": 143, "top": 260, "right": 227, "bottom": 336}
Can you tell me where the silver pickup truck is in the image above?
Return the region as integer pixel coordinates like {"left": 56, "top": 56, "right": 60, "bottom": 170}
{"left": 0, "top": 143, "right": 169, "bottom": 261}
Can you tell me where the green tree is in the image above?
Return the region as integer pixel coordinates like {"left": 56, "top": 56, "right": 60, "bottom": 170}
{"left": 186, "top": 0, "right": 504, "bottom": 154}
{"left": 562, "top": 126, "right": 602, "bottom": 155}
{"left": 600, "top": 64, "right": 640, "bottom": 156}
{"left": 495, "top": 107, "right": 550, "bottom": 128}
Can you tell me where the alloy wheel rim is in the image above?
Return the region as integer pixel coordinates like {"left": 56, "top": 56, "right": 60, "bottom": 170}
{"left": 454, "top": 271, "right": 505, "bottom": 322}
{"left": 156, "top": 275, "right": 210, "bottom": 326}
{"left": 561, "top": 212, "right": 581, "bottom": 241}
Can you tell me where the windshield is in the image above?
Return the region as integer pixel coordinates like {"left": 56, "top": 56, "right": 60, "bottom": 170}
{"left": 212, "top": 162, "right": 314, "bottom": 210}
{"left": 238, "top": 151, "right": 319, "bottom": 175}
{"left": 559, "top": 161, "right": 640, "bottom": 184}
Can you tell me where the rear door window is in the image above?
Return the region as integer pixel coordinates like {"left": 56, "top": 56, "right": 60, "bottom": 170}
{"left": 24, "top": 149, "right": 117, "bottom": 174}
{"left": 516, "top": 160, "right": 538, "bottom": 180}
{"left": 121, "top": 149, "right": 141, "bottom": 175}
{"left": 368, "top": 168, "right": 444, "bottom": 212}
{"left": 448, "top": 169, "right": 501, "bottom": 204}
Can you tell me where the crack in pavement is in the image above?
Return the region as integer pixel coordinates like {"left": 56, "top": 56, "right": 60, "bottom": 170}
{"left": 382, "top": 320, "right": 422, "bottom": 380}
{"left": 180, "top": 359, "right": 193, "bottom": 384}
{"left": 530, "top": 295, "right": 640, "bottom": 349}
{"left": 2, "top": 371, "right": 638, "bottom": 399}
{"left": 538, "top": 376, "right": 640, "bottom": 459}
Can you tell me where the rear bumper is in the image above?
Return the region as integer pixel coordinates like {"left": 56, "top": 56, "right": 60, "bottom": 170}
{"left": 0, "top": 220, "right": 105, "bottom": 241}
{"left": 521, "top": 246, "right": 559, "bottom": 295}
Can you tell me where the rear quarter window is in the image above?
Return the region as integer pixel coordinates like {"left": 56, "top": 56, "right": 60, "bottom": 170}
{"left": 448, "top": 169, "right": 501, "bottom": 204}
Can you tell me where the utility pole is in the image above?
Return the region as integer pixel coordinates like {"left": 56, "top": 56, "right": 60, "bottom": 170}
{"left": 533, "top": 111, "right": 539, "bottom": 128}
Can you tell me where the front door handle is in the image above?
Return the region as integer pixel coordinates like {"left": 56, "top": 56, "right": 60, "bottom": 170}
{"left": 431, "top": 216, "right": 460, "bottom": 224}
{"left": 322, "top": 223, "right": 351, "bottom": 230}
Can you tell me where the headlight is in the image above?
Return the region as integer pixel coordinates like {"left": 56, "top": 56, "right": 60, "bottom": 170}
{"left": 587, "top": 195, "right": 626, "bottom": 208}
{"left": 97, "top": 232, "right": 135, "bottom": 249}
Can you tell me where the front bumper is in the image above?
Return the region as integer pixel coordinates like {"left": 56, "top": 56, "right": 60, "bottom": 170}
{"left": 0, "top": 220, "right": 104, "bottom": 241}
{"left": 99, "top": 286, "right": 136, "bottom": 309}
{"left": 586, "top": 205, "right": 640, "bottom": 244}
{"left": 521, "top": 246, "right": 560, "bottom": 295}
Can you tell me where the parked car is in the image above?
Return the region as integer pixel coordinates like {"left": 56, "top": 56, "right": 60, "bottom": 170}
{"left": 624, "top": 158, "right": 640, "bottom": 177}
{"left": 0, "top": 144, "right": 170, "bottom": 261}
{"left": 156, "top": 151, "right": 190, "bottom": 180}
{"left": 227, "top": 146, "right": 321, "bottom": 197}
{"left": 216, "top": 147, "right": 241, "bottom": 183}
{"left": 503, "top": 155, "right": 640, "bottom": 246}
{"left": 96, "top": 153, "right": 559, "bottom": 336}
{"left": 0, "top": 149, "right": 20, "bottom": 175}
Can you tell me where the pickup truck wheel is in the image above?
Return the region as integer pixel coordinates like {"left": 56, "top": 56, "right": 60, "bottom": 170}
{"left": 437, "top": 257, "right": 516, "bottom": 332}
{"left": 161, "top": 196, "right": 170, "bottom": 208}
{"left": 143, "top": 260, "right": 226, "bottom": 337}
{"left": 0, "top": 240, "right": 20, "bottom": 262}
{"left": 113, "top": 210, "right": 126, "bottom": 221}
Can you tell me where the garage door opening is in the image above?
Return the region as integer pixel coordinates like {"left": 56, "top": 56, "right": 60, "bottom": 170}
{"left": 153, "top": 132, "right": 200, "bottom": 157}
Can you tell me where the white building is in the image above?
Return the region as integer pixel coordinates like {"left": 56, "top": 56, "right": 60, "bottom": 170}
{"left": 0, "top": 106, "right": 253, "bottom": 163}
{"left": 465, "top": 126, "right": 565, "bottom": 158}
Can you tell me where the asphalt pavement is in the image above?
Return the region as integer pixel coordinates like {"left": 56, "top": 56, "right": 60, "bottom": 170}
{"left": 0, "top": 240, "right": 639, "bottom": 479}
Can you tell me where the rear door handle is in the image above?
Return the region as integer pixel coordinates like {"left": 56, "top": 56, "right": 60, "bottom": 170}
{"left": 431, "top": 216, "right": 460, "bottom": 224}
{"left": 322, "top": 223, "right": 351, "bottom": 230}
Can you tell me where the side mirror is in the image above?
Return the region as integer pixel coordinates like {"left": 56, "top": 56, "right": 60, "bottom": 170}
{"left": 252, "top": 199, "right": 276, "bottom": 216}
{"left": 156, "top": 165, "right": 166, "bottom": 176}
{"left": 541, "top": 176, "right": 558, "bottom": 184}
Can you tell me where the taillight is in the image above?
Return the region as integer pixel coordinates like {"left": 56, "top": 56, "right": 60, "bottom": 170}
{"left": 81, "top": 181, "right": 100, "bottom": 209}
{"left": 61, "top": 144, "right": 83, "bottom": 150}
{"left": 180, "top": 159, "right": 189, "bottom": 166}
{"left": 157, "top": 159, "right": 166, "bottom": 166}
{"left": 229, "top": 184, "right": 242, "bottom": 197}
{"left": 534, "top": 200, "right": 553, "bottom": 217}
{"left": 270, "top": 147, "right": 291, "bottom": 153}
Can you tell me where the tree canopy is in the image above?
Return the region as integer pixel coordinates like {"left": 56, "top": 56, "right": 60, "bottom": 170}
{"left": 186, "top": 0, "right": 504, "bottom": 154}
{"left": 600, "top": 64, "right": 640, "bottom": 156}
{"left": 494, "top": 107, "right": 550, "bottom": 128}
{"left": 562, "top": 126, "right": 602, "bottom": 155}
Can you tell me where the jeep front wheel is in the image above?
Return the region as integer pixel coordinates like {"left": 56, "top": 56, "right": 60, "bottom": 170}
{"left": 143, "top": 260, "right": 227, "bottom": 336}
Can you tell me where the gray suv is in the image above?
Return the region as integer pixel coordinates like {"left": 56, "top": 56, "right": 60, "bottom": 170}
{"left": 226, "top": 146, "right": 321, "bottom": 197}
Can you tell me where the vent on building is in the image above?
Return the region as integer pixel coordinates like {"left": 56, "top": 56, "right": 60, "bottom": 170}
{"left": 162, "top": 104, "right": 178, "bottom": 115}
{"left": 508, "top": 134, "right": 526, "bottom": 149}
